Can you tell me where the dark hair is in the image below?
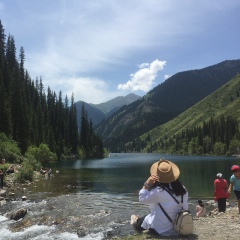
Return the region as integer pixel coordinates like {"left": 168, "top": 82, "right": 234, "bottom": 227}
{"left": 153, "top": 179, "right": 187, "bottom": 196}
{"left": 198, "top": 199, "right": 204, "bottom": 207}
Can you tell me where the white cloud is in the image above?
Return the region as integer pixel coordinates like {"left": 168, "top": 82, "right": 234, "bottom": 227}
{"left": 138, "top": 63, "right": 150, "bottom": 68}
{"left": 117, "top": 60, "right": 166, "bottom": 92}
{"left": 50, "top": 76, "right": 120, "bottom": 104}
{"left": 1, "top": 0, "right": 240, "bottom": 103}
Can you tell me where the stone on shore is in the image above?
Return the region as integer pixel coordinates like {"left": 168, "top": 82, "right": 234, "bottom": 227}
{"left": 0, "top": 189, "right": 6, "bottom": 195}
{"left": 7, "top": 208, "right": 28, "bottom": 221}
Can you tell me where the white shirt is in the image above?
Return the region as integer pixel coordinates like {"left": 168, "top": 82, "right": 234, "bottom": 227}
{"left": 139, "top": 186, "right": 188, "bottom": 235}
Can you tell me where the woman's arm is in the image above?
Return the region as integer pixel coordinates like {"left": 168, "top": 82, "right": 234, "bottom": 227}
{"left": 139, "top": 175, "right": 160, "bottom": 204}
{"left": 228, "top": 182, "right": 234, "bottom": 193}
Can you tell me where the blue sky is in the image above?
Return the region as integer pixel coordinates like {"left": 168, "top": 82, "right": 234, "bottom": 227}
{"left": 0, "top": 0, "right": 240, "bottom": 104}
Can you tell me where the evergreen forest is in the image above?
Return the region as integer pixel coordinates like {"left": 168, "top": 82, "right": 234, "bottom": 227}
{"left": 0, "top": 20, "right": 104, "bottom": 165}
{"left": 127, "top": 115, "right": 240, "bottom": 155}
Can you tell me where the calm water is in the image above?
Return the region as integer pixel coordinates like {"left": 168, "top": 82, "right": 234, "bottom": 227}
{"left": 30, "top": 153, "right": 240, "bottom": 200}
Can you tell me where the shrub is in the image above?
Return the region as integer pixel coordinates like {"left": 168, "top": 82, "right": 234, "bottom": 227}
{"left": 15, "top": 162, "right": 34, "bottom": 183}
{"left": 0, "top": 133, "right": 21, "bottom": 163}
{"left": 14, "top": 155, "right": 41, "bottom": 183}
{"left": 23, "top": 154, "right": 41, "bottom": 171}
{"left": 26, "top": 143, "right": 57, "bottom": 166}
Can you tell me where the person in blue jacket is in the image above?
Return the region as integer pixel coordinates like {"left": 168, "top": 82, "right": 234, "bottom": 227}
{"left": 228, "top": 165, "right": 240, "bottom": 214}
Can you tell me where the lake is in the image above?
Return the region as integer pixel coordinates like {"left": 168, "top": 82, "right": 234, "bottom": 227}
{"left": 1, "top": 153, "right": 240, "bottom": 239}
{"left": 31, "top": 153, "right": 240, "bottom": 200}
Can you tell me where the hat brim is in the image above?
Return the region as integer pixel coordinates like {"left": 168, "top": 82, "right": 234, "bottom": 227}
{"left": 150, "top": 159, "right": 180, "bottom": 183}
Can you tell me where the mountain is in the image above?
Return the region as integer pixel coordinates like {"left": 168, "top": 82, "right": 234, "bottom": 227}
{"left": 75, "top": 101, "right": 106, "bottom": 127}
{"left": 92, "top": 93, "right": 141, "bottom": 117}
{"left": 138, "top": 73, "right": 240, "bottom": 152}
{"left": 75, "top": 93, "right": 141, "bottom": 127}
{"left": 95, "top": 59, "right": 240, "bottom": 152}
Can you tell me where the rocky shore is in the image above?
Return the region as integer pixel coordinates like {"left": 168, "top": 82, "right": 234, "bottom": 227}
{"left": 115, "top": 203, "right": 240, "bottom": 240}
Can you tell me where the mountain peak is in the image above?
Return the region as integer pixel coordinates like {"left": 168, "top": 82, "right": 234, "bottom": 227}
{"left": 93, "top": 93, "right": 141, "bottom": 114}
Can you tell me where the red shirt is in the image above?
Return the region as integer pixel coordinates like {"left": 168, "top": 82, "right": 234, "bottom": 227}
{"left": 214, "top": 178, "right": 229, "bottom": 200}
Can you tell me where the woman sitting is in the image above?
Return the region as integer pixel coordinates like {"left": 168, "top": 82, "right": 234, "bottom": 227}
{"left": 131, "top": 159, "right": 188, "bottom": 236}
{"left": 196, "top": 199, "right": 207, "bottom": 218}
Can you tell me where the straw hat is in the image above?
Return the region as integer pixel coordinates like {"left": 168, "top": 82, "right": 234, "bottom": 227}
{"left": 150, "top": 159, "right": 180, "bottom": 183}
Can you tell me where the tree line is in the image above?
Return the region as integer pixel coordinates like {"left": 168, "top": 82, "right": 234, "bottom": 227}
{"left": 0, "top": 20, "right": 104, "bottom": 161}
{"left": 125, "top": 115, "right": 240, "bottom": 156}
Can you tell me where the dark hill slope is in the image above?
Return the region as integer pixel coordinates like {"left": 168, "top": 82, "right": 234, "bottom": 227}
{"left": 140, "top": 74, "right": 240, "bottom": 152}
{"left": 95, "top": 60, "right": 240, "bottom": 152}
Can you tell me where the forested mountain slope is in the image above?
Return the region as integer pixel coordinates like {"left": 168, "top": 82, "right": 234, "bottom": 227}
{"left": 132, "top": 74, "right": 240, "bottom": 155}
{"left": 96, "top": 60, "right": 240, "bottom": 152}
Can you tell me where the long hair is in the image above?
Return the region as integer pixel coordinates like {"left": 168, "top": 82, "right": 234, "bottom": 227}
{"left": 153, "top": 179, "right": 187, "bottom": 196}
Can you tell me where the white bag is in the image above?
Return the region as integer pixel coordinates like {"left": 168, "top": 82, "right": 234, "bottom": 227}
{"left": 158, "top": 188, "right": 193, "bottom": 236}
{"left": 174, "top": 209, "right": 193, "bottom": 235}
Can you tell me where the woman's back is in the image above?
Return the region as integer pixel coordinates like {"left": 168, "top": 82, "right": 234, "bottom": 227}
{"left": 196, "top": 204, "right": 206, "bottom": 217}
{"left": 214, "top": 178, "right": 228, "bottom": 199}
{"left": 139, "top": 186, "right": 188, "bottom": 234}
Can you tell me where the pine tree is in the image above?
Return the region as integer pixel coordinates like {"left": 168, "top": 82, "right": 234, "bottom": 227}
{"left": 80, "top": 103, "right": 89, "bottom": 155}
{"left": 69, "top": 93, "right": 78, "bottom": 154}
{"left": 0, "top": 20, "right": 6, "bottom": 70}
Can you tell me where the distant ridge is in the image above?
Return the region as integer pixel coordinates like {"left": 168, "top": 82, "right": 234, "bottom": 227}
{"left": 75, "top": 93, "right": 141, "bottom": 127}
{"left": 92, "top": 93, "right": 141, "bottom": 115}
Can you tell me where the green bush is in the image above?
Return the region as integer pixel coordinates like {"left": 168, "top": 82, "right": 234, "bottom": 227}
{"left": 23, "top": 154, "right": 41, "bottom": 171}
{"left": 26, "top": 143, "right": 57, "bottom": 166}
{"left": 14, "top": 155, "right": 41, "bottom": 183}
{"left": 0, "top": 163, "right": 12, "bottom": 172}
{"left": 15, "top": 162, "right": 34, "bottom": 183}
{"left": 15, "top": 154, "right": 41, "bottom": 183}
{"left": 0, "top": 132, "right": 21, "bottom": 163}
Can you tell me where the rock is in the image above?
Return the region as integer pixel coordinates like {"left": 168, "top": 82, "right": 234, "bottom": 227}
{"left": 77, "top": 228, "right": 86, "bottom": 237}
{"left": 0, "top": 200, "right": 6, "bottom": 206}
{"left": 8, "top": 208, "right": 28, "bottom": 221}
{"left": 22, "top": 196, "right": 27, "bottom": 201}
{"left": 0, "top": 189, "right": 6, "bottom": 195}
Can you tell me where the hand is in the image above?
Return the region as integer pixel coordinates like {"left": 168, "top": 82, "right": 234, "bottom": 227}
{"left": 146, "top": 175, "right": 160, "bottom": 185}
{"left": 227, "top": 189, "right": 231, "bottom": 194}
